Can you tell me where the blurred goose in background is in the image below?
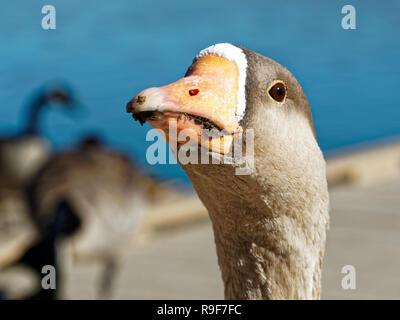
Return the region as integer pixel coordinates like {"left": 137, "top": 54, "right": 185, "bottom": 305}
{"left": 0, "top": 82, "right": 79, "bottom": 191}
{"left": 22, "top": 136, "right": 151, "bottom": 299}
{"left": 0, "top": 82, "right": 80, "bottom": 274}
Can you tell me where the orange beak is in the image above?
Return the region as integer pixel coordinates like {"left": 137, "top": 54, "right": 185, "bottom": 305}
{"left": 127, "top": 54, "right": 243, "bottom": 154}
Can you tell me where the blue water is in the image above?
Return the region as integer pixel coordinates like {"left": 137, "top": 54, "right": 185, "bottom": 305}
{"left": 0, "top": 1, "right": 399, "bottom": 183}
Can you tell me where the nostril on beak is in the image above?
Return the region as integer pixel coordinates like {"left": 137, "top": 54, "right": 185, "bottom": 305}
{"left": 126, "top": 95, "right": 147, "bottom": 113}
{"left": 136, "top": 95, "right": 146, "bottom": 105}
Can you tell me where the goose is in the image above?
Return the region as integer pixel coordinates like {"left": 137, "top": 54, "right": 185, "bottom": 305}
{"left": 0, "top": 83, "right": 79, "bottom": 280}
{"left": 0, "top": 83, "right": 79, "bottom": 191}
{"left": 126, "top": 43, "right": 330, "bottom": 299}
{"left": 23, "top": 136, "right": 150, "bottom": 299}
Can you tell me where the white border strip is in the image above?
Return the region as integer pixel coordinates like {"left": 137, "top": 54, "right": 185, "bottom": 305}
{"left": 195, "top": 43, "right": 248, "bottom": 121}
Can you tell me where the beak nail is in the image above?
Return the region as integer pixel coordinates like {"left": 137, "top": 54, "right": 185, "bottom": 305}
{"left": 126, "top": 101, "right": 133, "bottom": 113}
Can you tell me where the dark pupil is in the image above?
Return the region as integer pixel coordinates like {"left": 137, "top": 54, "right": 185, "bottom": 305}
{"left": 269, "top": 83, "right": 286, "bottom": 102}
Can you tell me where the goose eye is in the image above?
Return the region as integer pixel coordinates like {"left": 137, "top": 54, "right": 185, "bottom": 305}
{"left": 268, "top": 81, "right": 287, "bottom": 103}
{"left": 189, "top": 89, "right": 199, "bottom": 96}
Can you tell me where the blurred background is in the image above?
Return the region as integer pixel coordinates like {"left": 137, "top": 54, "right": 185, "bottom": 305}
{"left": 0, "top": 0, "right": 399, "bottom": 299}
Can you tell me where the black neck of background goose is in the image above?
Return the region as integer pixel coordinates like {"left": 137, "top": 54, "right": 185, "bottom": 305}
{"left": 23, "top": 87, "right": 76, "bottom": 136}
{"left": 24, "top": 94, "right": 48, "bottom": 136}
{"left": 19, "top": 200, "right": 81, "bottom": 300}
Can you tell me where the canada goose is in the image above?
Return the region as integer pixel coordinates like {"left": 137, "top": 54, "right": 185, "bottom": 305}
{"left": 0, "top": 83, "right": 79, "bottom": 191}
{"left": 24, "top": 136, "right": 150, "bottom": 299}
{"left": 127, "top": 43, "right": 330, "bottom": 299}
{"left": 0, "top": 83, "right": 79, "bottom": 283}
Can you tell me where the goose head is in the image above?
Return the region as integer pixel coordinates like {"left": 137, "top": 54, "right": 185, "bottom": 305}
{"left": 127, "top": 43, "right": 316, "bottom": 159}
{"left": 24, "top": 81, "right": 82, "bottom": 136}
{"left": 34, "top": 82, "right": 79, "bottom": 110}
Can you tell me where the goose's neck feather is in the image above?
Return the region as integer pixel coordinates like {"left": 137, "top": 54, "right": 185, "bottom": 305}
{"left": 182, "top": 145, "right": 329, "bottom": 299}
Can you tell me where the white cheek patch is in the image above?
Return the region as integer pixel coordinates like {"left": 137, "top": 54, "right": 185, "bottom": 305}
{"left": 195, "top": 43, "right": 248, "bottom": 122}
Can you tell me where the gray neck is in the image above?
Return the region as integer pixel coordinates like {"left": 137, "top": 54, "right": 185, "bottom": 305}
{"left": 181, "top": 146, "right": 329, "bottom": 299}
